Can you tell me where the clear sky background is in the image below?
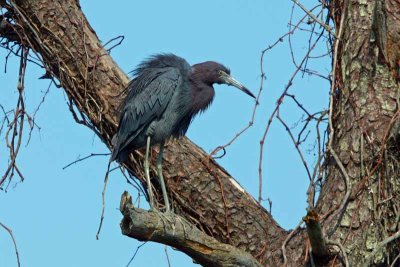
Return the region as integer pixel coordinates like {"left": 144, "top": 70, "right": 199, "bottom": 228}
{"left": 1, "top": 1, "right": 330, "bottom": 266}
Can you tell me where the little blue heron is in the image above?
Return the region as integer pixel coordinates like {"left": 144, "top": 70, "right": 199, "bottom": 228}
{"left": 110, "top": 54, "right": 255, "bottom": 211}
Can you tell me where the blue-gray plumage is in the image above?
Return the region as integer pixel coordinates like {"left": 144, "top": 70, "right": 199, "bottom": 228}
{"left": 110, "top": 54, "right": 255, "bottom": 211}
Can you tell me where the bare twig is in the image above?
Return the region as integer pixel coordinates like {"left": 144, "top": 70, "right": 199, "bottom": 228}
{"left": 1, "top": 46, "right": 28, "bottom": 188}
{"left": 209, "top": 98, "right": 259, "bottom": 158}
{"left": 165, "top": 246, "right": 172, "bottom": 267}
{"left": 282, "top": 220, "right": 303, "bottom": 265}
{"left": 326, "top": 0, "right": 351, "bottom": 236}
{"left": 365, "top": 230, "right": 400, "bottom": 266}
{"left": 290, "top": 0, "right": 335, "bottom": 36}
{"left": 258, "top": 33, "right": 323, "bottom": 202}
{"left": 96, "top": 161, "right": 111, "bottom": 240}
{"left": 326, "top": 148, "right": 351, "bottom": 235}
{"left": 126, "top": 242, "right": 147, "bottom": 267}
{"left": 390, "top": 252, "right": 400, "bottom": 267}
{"left": 103, "top": 35, "right": 124, "bottom": 54}
{"left": 277, "top": 111, "right": 312, "bottom": 181}
{"left": 208, "top": 0, "right": 325, "bottom": 161}
{"left": 326, "top": 239, "right": 349, "bottom": 267}
{"left": 24, "top": 80, "right": 52, "bottom": 145}
{"left": 62, "top": 152, "right": 110, "bottom": 170}
{"left": 0, "top": 221, "right": 21, "bottom": 267}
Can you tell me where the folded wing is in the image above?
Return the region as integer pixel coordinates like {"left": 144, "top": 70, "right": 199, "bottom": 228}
{"left": 110, "top": 67, "right": 181, "bottom": 162}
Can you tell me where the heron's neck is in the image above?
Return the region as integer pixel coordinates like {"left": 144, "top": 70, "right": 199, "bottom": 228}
{"left": 190, "top": 78, "right": 215, "bottom": 114}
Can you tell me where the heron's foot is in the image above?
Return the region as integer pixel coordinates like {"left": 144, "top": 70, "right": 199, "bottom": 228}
{"left": 154, "top": 204, "right": 172, "bottom": 214}
{"left": 148, "top": 206, "right": 157, "bottom": 212}
{"left": 150, "top": 208, "right": 187, "bottom": 237}
{"left": 152, "top": 209, "right": 175, "bottom": 232}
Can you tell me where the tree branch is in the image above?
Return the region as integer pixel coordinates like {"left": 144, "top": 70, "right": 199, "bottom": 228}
{"left": 303, "top": 209, "right": 329, "bottom": 261}
{"left": 120, "top": 192, "right": 262, "bottom": 267}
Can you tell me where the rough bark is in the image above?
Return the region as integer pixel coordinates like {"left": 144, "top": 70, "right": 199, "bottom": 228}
{"left": 315, "top": 0, "right": 400, "bottom": 265}
{"left": 120, "top": 191, "right": 263, "bottom": 267}
{"left": 1, "top": 0, "right": 399, "bottom": 266}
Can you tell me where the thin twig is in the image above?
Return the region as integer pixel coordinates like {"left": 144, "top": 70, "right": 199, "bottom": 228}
{"left": 62, "top": 152, "right": 110, "bottom": 170}
{"left": 291, "top": 0, "right": 335, "bottom": 36}
{"left": 165, "top": 246, "right": 172, "bottom": 267}
{"left": 326, "top": 239, "right": 349, "bottom": 267}
{"left": 25, "top": 80, "right": 52, "bottom": 145}
{"left": 1, "top": 46, "right": 28, "bottom": 188}
{"left": 326, "top": 0, "right": 350, "bottom": 236}
{"left": 118, "top": 166, "right": 145, "bottom": 194}
{"left": 96, "top": 161, "right": 111, "bottom": 240}
{"left": 126, "top": 242, "right": 147, "bottom": 267}
{"left": 326, "top": 148, "right": 351, "bottom": 235}
{"left": 282, "top": 220, "right": 303, "bottom": 265}
{"left": 258, "top": 32, "right": 323, "bottom": 202}
{"left": 366, "top": 230, "right": 400, "bottom": 266}
{"left": 256, "top": 7, "right": 321, "bottom": 201}
{"left": 390, "top": 252, "right": 400, "bottom": 267}
{"left": 103, "top": 35, "right": 124, "bottom": 54}
{"left": 277, "top": 111, "right": 312, "bottom": 181}
{"left": 0, "top": 221, "right": 21, "bottom": 267}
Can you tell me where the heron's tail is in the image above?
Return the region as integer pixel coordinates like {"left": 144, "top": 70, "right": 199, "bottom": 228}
{"left": 110, "top": 134, "right": 134, "bottom": 163}
{"left": 109, "top": 135, "right": 120, "bottom": 162}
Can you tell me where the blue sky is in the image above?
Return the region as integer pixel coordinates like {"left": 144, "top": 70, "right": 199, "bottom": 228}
{"left": 1, "top": 1, "right": 330, "bottom": 266}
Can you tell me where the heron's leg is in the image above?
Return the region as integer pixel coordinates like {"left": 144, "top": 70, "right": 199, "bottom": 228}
{"left": 144, "top": 136, "right": 155, "bottom": 210}
{"left": 156, "top": 141, "right": 170, "bottom": 212}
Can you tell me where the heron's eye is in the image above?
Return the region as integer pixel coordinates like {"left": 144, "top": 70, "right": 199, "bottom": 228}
{"left": 218, "top": 70, "right": 224, "bottom": 76}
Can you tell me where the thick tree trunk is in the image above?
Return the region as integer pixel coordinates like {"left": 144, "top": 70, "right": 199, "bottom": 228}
{"left": 314, "top": 0, "right": 400, "bottom": 265}
{"left": 1, "top": 0, "right": 399, "bottom": 266}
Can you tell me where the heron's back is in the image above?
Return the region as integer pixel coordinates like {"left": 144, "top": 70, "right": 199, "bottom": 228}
{"left": 110, "top": 54, "right": 192, "bottom": 163}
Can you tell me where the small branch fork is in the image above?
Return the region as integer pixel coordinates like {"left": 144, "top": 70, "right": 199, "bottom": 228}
{"left": 208, "top": 3, "right": 329, "bottom": 162}
{"left": 277, "top": 110, "right": 312, "bottom": 181}
{"left": 0, "top": 8, "right": 51, "bottom": 188}
{"left": 276, "top": 2, "right": 351, "bottom": 264}
{"left": 254, "top": 0, "right": 335, "bottom": 208}
{"left": 208, "top": 94, "right": 260, "bottom": 159}
{"left": 0, "top": 46, "right": 28, "bottom": 189}
{"left": 120, "top": 192, "right": 262, "bottom": 267}
{"left": 258, "top": 29, "right": 325, "bottom": 203}
{"left": 290, "top": 0, "right": 335, "bottom": 36}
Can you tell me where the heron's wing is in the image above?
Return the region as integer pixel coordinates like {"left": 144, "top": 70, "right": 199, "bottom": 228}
{"left": 110, "top": 67, "right": 181, "bottom": 162}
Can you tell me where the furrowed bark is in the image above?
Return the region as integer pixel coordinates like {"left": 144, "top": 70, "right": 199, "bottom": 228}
{"left": 120, "top": 192, "right": 263, "bottom": 267}
{"left": 314, "top": 0, "right": 400, "bottom": 265}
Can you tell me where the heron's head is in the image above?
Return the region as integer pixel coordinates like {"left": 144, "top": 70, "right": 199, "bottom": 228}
{"left": 191, "top": 61, "right": 256, "bottom": 99}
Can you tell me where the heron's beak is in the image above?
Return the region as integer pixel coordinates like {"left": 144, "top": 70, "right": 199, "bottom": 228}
{"left": 220, "top": 71, "right": 256, "bottom": 99}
